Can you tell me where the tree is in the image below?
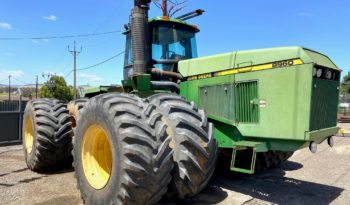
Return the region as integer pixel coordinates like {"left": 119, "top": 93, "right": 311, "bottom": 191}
{"left": 341, "top": 72, "right": 350, "bottom": 95}
{"left": 21, "top": 87, "right": 37, "bottom": 97}
{"left": 153, "top": 0, "right": 191, "bottom": 17}
{"left": 40, "top": 76, "right": 73, "bottom": 102}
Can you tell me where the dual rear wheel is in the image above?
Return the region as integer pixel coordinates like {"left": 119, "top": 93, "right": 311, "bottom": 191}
{"left": 73, "top": 93, "right": 218, "bottom": 204}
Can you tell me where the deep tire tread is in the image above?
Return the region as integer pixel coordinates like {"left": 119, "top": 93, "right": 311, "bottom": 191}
{"left": 148, "top": 93, "right": 218, "bottom": 199}
{"left": 23, "top": 99, "right": 73, "bottom": 171}
{"left": 255, "top": 151, "right": 294, "bottom": 173}
{"left": 73, "top": 93, "right": 173, "bottom": 205}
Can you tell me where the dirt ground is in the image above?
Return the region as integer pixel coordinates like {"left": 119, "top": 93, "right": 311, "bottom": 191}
{"left": 1, "top": 125, "right": 350, "bottom": 205}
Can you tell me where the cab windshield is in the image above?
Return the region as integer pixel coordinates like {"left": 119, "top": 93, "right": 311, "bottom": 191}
{"left": 152, "top": 22, "right": 198, "bottom": 71}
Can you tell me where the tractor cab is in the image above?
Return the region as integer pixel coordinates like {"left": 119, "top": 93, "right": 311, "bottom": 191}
{"left": 123, "top": 17, "right": 200, "bottom": 80}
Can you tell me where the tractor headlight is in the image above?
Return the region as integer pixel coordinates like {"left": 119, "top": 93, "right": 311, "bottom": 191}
{"left": 313, "top": 68, "right": 317, "bottom": 77}
{"left": 325, "top": 69, "right": 332, "bottom": 79}
{"left": 316, "top": 68, "right": 323, "bottom": 78}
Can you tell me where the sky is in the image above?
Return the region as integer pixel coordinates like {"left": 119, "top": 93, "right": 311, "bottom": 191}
{"left": 0, "top": 0, "right": 349, "bottom": 86}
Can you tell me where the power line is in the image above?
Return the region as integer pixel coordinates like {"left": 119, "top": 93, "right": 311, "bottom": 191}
{"left": 93, "top": 0, "right": 128, "bottom": 33}
{"left": 11, "top": 76, "right": 32, "bottom": 85}
{"left": 65, "top": 70, "right": 74, "bottom": 78}
{"left": 0, "top": 30, "right": 122, "bottom": 41}
{"left": 0, "top": 77, "right": 7, "bottom": 84}
{"left": 82, "top": 0, "right": 128, "bottom": 45}
{"left": 77, "top": 51, "right": 125, "bottom": 71}
{"left": 64, "top": 51, "right": 124, "bottom": 78}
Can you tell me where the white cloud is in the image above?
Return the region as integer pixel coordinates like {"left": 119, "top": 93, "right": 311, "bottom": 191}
{"left": 0, "top": 22, "right": 12, "bottom": 30}
{"left": 5, "top": 52, "right": 13, "bottom": 56}
{"left": 32, "top": 39, "right": 50, "bottom": 44}
{"left": 79, "top": 73, "right": 103, "bottom": 82}
{"left": 41, "top": 71, "right": 64, "bottom": 77}
{"left": 0, "top": 70, "right": 24, "bottom": 77}
{"left": 42, "top": 15, "right": 57, "bottom": 21}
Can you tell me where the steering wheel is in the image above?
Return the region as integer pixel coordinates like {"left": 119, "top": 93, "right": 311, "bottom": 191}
{"left": 161, "top": 51, "right": 176, "bottom": 59}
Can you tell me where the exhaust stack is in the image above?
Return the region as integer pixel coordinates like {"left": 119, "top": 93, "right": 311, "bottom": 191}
{"left": 131, "top": 0, "right": 151, "bottom": 76}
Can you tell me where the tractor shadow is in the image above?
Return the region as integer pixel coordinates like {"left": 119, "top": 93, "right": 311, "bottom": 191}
{"left": 160, "top": 160, "right": 343, "bottom": 205}
{"left": 0, "top": 176, "right": 49, "bottom": 187}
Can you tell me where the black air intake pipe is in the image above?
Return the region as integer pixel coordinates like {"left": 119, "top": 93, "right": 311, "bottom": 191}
{"left": 131, "top": 0, "right": 150, "bottom": 75}
{"left": 150, "top": 81, "right": 180, "bottom": 94}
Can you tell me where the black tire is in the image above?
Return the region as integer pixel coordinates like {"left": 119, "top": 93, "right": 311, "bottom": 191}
{"left": 67, "top": 98, "right": 89, "bottom": 128}
{"left": 73, "top": 93, "right": 173, "bottom": 205}
{"left": 255, "top": 151, "right": 294, "bottom": 173}
{"left": 148, "top": 93, "right": 218, "bottom": 199}
{"left": 22, "top": 99, "right": 73, "bottom": 171}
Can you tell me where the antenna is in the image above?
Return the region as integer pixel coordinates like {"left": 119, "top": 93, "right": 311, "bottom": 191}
{"left": 175, "top": 9, "right": 205, "bottom": 21}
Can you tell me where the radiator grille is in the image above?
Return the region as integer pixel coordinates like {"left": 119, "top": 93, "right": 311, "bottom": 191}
{"left": 235, "top": 81, "right": 259, "bottom": 123}
{"left": 309, "top": 79, "right": 339, "bottom": 131}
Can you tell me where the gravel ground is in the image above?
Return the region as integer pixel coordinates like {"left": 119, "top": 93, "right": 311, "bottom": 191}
{"left": 1, "top": 124, "right": 350, "bottom": 205}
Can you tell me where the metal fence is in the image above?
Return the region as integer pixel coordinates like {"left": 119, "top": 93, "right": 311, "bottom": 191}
{"left": 0, "top": 100, "right": 27, "bottom": 145}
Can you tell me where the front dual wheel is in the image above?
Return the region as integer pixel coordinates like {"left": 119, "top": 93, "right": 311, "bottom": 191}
{"left": 23, "top": 99, "right": 73, "bottom": 171}
{"left": 73, "top": 93, "right": 173, "bottom": 205}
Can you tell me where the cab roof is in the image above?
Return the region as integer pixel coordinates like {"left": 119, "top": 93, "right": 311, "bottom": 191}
{"left": 123, "top": 16, "right": 199, "bottom": 34}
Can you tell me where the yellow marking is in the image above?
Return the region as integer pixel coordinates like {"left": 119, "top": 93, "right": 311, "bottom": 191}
{"left": 197, "top": 73, "right": 212, "bottom": 79}
{"left": 189, "top": 59, "right": 304, "bottom": 80}
{"left": 293, "top": 59, "right": 303, "bottom": 65}
{"left": 188, "top": 76, "right": 198, "bottom": 81}
{"left": 216, "top": 69, "right": 238, "bottom": 76}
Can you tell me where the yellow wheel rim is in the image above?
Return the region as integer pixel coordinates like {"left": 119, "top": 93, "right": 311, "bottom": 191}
{"left": 24, "top": 117, "right": 34, "bottom": 154}
{"left": 82, "top": 125, "right": 113, "bottom": 190}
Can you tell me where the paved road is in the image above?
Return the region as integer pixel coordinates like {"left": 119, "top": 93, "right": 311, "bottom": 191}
{"left": 1, "top": 126, "right": 350, "bottom": 205}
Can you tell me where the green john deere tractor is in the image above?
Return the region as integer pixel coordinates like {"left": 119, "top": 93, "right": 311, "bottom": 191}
{"left": 22, "top": 1, "right": 341, "bottom": 204}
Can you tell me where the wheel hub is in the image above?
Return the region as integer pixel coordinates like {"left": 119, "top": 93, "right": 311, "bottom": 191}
{"left": 82, "top": 125, "right": 112, "bottom": 190}
{"left": 24, "top": 117, "right": 34, "bottom": 154}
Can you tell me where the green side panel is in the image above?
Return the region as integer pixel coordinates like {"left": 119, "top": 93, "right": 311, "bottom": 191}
{"left": 200, "top": 81, "right": 259, "bottom": 123}
{"left": 178, "top": 46, "right": 341, "bottom": 77}
{"left": 199, "top": 83, "right": 236, "bottom": 121}
{"left": 181, "top": 64, "right": 313, "bottom": 141}
{"left": 309, "top": 79, "right": 339, "bottom": 131}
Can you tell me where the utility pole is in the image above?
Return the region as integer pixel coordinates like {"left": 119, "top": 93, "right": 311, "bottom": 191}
{"left": 163, "top": 0, "right": 168, "bottom": 16}
{"left": 8, "top": 75, "right": 11, "bottom": 101}
{"left": 68, "top": 41, "right": 82, "bottom": 100}
{"left": 35, "top": 75, "right": 38, "bottom": 98}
